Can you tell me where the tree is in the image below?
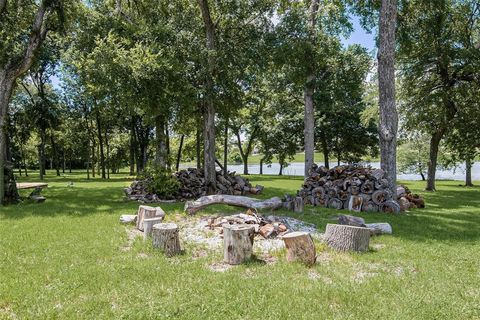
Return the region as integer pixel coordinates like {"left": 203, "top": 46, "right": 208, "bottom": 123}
{"left": 0, "top": 1, "right": 73, "bottom": 203}
{"left": 377, "top": 0, "right": 398, "bottom": 198}
{"left": 397, "top": 0, "right": 479, "bottom": 190}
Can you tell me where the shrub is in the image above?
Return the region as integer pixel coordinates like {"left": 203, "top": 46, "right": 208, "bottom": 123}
{"left": 139, "top": 166, "right": 180, "bottom": 198}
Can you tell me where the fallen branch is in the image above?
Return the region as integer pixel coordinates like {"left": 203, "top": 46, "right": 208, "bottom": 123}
{"left": 185, "top": 195, "right": 283, "bottom": 215}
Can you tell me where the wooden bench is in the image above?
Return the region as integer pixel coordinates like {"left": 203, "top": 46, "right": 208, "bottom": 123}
{"left": 16, "top": 183, "right": 48, "bottom": 203}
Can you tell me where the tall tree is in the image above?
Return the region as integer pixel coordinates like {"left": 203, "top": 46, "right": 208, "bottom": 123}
{"left": 197, "top": 0, "right": 218, "bottom": 193}
{"left": 0, "top": 1, "right": 67, "bottom": 203}
{"left": 377, "top": 0, "right": 398, "bottom": 198}
{"left": 304, "top": 0, "right": 320, "bottom": 177}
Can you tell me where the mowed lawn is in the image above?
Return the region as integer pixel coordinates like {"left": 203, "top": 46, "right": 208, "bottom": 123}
{"left": 1, "top": 171, "right": 479, "bottom": 319}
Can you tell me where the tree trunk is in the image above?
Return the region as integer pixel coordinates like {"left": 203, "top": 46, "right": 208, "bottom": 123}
{"left": 95, "top": 111, "right": 106, "bottom": 179}
{"left": 260, "top": 158, "right": 263, "bottom": 175}
{"left": 223, "top": 118, "right": 228, "bottom": 174}
{"left": 155, "top": 114, "right": 167, "bottom": 168}
{"left": 0, "top": 74, "right": 12, "bottom": 203}
{"left": 279, "top": 161, "right": 284, "bottom": 176}
{"left": 303, "top": 0, "right": 319, "bottom": 178}
{"left": 426, "top": 129, "right": 444, "bottom": 191}
{"left": 378, "top": 0, "right": 398, "bottom": 198}
{"left": 197, "top": 0, "right": 217, "bottom": 194}
{"left": 324, "top": 224, "right": 370, "bottom": 252}
{"left": 176, "top": 134, "right": 184, "bottom": 172}
{"left": 166, "top": 126, "right": 171, "bottom": 168}
{"left": 223, "top": 224, "right": 255, "bottom": 265}
{"left": 465, "top": 156, "right": 473, "bottom": 187}
{"left": 282, "top": 232, "right": 316, "bottom": 266}
{"left": 152, "top": 223, "right": 181, "bottom": 257}
{"left": 185, "top": 195, "right": 283, "bottom": 215}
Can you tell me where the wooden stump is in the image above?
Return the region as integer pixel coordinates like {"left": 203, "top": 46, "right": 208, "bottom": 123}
{"left": 324, "top": 224, "right": 370, "bottom": 252}
{"left": 293, "top": 197, "right": 304, "bottom": 213}
{"left": 223, "top": 224, "right": 255, "bottom": 265}
{"left": 143, "top": 217, "right": 164, "bottom": 239}
{"left": 282, "top": 232, "right": 316, "bottom": 266}
{"left": 136, "top": 205, "right": 166, "bottom": 231}
{"left": 152, "top": 223, "right": 181, "bottom": 257}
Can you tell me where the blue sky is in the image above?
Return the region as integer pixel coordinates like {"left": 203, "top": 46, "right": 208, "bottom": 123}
{"left": 341, "top": 15, "right": 376, "bottom": 54}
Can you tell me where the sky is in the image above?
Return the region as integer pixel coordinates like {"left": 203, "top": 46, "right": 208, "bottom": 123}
{"left": 341, "top": 15, "right": 376, "bottom": 54}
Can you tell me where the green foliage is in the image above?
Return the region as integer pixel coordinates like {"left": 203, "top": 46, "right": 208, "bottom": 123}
{"left": 1, "top": 173, "right": 480, "bottom": 318}
{"left": 139, "top": 166, "right": 180, "bottom": 198}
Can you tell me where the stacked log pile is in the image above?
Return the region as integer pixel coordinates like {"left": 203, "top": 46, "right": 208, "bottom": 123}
{"left": 124, "top": 168, "right": 263, "bottom": 203}
{"left": 298, "top": 164, "right": 424, "bottom": 213}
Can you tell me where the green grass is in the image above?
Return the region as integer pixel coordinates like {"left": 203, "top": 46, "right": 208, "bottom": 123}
{"left": 1, "top": 171, "right": 479, "bottom": 319}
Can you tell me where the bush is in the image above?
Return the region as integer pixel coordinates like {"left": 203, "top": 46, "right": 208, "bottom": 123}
{"left": 139, "top": 166, "right": 180, "bottom": 198}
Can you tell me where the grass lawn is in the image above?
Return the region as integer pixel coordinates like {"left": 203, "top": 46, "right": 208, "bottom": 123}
{"left": 1, "top": 171, "right": 479, "bottom": 319}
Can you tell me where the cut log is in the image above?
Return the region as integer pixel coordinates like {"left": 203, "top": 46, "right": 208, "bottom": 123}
{"left": 348, "top": 195, "right": 363, "bottom": 212}
{"left": 293, "top": 197, "right": 304, "bottom": 213}
{"left": 136, "top": 205, "right": 166, "bottom": 231}
{"left": 185, "top": 195, "right": 283, "bottom": 215}
{"left": 398, "top": 197, "right": 410, "bottom": 211}
{"left": 379, "top": 200, "right": 401, "bottom": 214}
{"left": 365, "top": 223, "right": 392, "bottom": 236}
{"left": 152, "top": 223, "right": 181, "bottom": 257}
{"left": 324, "top": 224, "right": 370, "bottom": 252}
{"left": 327, "top": 198, "right": 343, "bottom": 210}
{"left": 143, "top": 217, "right": 163, "bottom": 239}
{"left": 361, "top": 201, "right": 379, "bottom": 212}
{"left": 372, "top": 189, "right": 391, "bottom": 205}
{"left": 282, "top": 232, "right": 316, "bottom": 266}
{"left": 120, "top": 214, "right": 137, "bottom": 224}
{"left": 223, "top": 224, "right": 255, "bottom": 265}
{"left": 337, "top": 214, "right": 366, "bottom": 227}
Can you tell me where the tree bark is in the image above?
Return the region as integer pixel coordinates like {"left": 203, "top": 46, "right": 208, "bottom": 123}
{"left": 152, "top": 223, "right": 181, "bottom": 257}
{"left": 303, "top": 0, "right": 320, "bottom": 178}
{"left": 185, "top": 195, "right": 283, "bottom": 215}
{"left": 223, "top": 224, "right": 255, "bottom": 265}
{"left": 324, "top": 224, "right": 370, "bottom": 252}
{"left": 282, "top": 232, "right": 316, "bottom": 266}
{"left": 426, "top": 129, "right": 444, "bottom": 191}
{"left": 465, "top": 156, "right": 473, "bottom": 187}
{"left": 378, "top": 0, "right": 398, "bottom": 198}
{"left": 154, "top": 114, "right": 167, "bottom": 168}
{"left": 176, "top": 134, "right": 184, "bottom": 172}
{"left": 197, "top": 0, "right": 217, "bottom": 194}
{"left": 104, "top": 127, "right": 110, "bottom": 179}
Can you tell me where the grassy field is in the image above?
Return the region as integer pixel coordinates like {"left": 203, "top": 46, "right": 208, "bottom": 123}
{"left": 1, "top": 171, "right": 479, "bottom": 319}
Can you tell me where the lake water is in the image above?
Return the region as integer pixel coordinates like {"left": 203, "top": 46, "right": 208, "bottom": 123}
{"left": 220, "top": 161, "right": 480, "bottom": 181}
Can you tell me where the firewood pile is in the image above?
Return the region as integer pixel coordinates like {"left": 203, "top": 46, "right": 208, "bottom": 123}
{"left": 397, "top": 185, "right": 425, "bottom": 210}
{"left": 124, "top": 168, "right": 263, "bottom": 203}
{"left": 205, "top": 210, "right": 291, "bottom": 239}
{"left": 298, "top": 164, "right": 424, "bottom": 213}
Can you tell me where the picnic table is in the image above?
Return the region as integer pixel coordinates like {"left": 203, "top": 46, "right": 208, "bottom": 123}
{"left": 16, "top": 183, "right": 48, "bottom": 202}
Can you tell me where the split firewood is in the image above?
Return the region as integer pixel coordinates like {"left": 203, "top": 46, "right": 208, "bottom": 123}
{"left": 185, "top": 195, "right": 283, "bottom": 215}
